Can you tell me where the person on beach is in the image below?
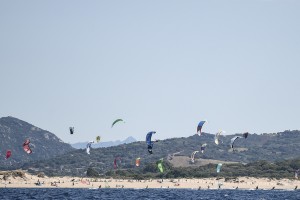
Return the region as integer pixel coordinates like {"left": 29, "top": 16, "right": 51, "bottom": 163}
{"left": 35, "top": 179, "right": 41, "bottom": 186}
{"left": 255, "top": 186, "right": 258, "bottom": 190}
{"left": 218, "top": 182, "right": 222, "bottom": 189}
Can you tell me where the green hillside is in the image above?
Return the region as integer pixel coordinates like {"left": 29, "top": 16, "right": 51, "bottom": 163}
{"left": 21, "top": 130, "right": 300, "bottom": 177}
{"left": 103, "top": 159, "right": 300, "bottom": 180}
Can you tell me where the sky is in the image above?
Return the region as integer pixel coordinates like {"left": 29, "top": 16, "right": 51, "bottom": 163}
{"left": 0, "top": 0, "right": 299, "bottom": 143}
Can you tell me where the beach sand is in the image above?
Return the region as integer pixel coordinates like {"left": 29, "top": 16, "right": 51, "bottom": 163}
{"left": 1, "top": 170, "right": 299, "bottom": 190}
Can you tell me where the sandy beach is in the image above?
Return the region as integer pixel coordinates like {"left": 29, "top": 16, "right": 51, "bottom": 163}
{"left": 0, "top": 170, "right": 299, "bottom": 190}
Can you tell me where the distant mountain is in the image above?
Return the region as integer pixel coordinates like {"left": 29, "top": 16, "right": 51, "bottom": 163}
{"left": 0, "top": 116, "right": 74, "bottom": 169}
{"left": 71, "top": 136, "right": 137, "bottom": 149}
{"left": 21, "top": 130, "right": 300, "bottom": 176}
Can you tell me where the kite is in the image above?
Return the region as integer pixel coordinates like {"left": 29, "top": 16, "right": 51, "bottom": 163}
{"left": 157, "top": 158, "right": 164, "bottom": 173}
{"left": 191, "top": 151, "right": 199, "bottom": 163}
{"left": 69, "top": 127, "right": 74, "bottom": 135}
{"left": 295, "top": 169, "right": 299, "bottom": 179}
{"left": 5, "top": 150, "right": 11, "bottom": 159}
{"left": 230, "top": 136, "right": 242, "bottom": 151}
{"left": 146, "top": 131, "right": 157, "bottom": 154}
{"left": 215, "top": 130, "right": 225, "bottom": 145}
{"left": 197, "top": 121, "right": 207, "bottom": 136}
{"left": 217, "top": 163, "right": 222, "bottom": 173}
{"left": 111, "top": 119, "right": 124, "bottom": 128}
{"left": 96, "top": 136, "right": 101, "bottom": 143}
{"left": 86, "top": 141, "right": 94, "bottom": 155}
{"left": 230, "top": 133, "right": 249, "bottom": 151}
{"left": 243, "top": 132, "right": 249, "bottom": 139}
{"left": 23, "top": 139, "right": 32, "bottom": 154}
{"left": 136, "top": 158, "right": 141, "bottom": 167}
{"left": 114, "top": 157, "right": 122, "bottom": 169}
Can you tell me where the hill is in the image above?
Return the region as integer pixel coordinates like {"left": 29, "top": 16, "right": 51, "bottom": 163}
{"left": 0, "top": 116, "right": 74, "bottom": 169}
{"left": 71, "top": 136, "right": 137, "bottom": 149}
{"left": 21, "top": 130, "right": 300, "bottom": 176}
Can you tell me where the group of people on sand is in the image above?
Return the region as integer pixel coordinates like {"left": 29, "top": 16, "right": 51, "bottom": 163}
{"left": 115, "top": 184, "right": 124, "bottom": 188}
{"left": 34, "top": 179, "right": 44, "bottom": 186}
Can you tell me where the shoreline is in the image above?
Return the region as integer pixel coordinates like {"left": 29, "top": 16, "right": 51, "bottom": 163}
{"left": 1, "top": 171, "right": 299, "bottom": 190}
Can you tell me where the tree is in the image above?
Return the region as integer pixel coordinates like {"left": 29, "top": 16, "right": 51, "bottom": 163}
{"left": 87, "top": 168, "right": 99, "bottom": 177}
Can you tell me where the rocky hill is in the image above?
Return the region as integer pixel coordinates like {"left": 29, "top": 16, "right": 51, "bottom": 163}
{"left": 0, "top": 116, "right": 74, "bottom": 169}
{"left": 21, "top": 130, "right": 300, "bottom": 176}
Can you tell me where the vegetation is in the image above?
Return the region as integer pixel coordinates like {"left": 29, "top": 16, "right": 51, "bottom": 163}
{"left": 0, "top": 170, "right": 27, "bottom": 180}
{"left": 98, "top": 159, "right": 300, "bottom": 179}
{"left": 21, "top": 130, "right": 300, "bottom": 177}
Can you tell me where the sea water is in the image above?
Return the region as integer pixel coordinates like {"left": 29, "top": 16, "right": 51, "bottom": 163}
{"left": 1, "top": 188, "right": 300, "bottom": 200}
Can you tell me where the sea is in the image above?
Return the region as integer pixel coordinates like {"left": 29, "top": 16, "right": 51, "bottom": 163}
{"left": 1, "top": 188, "right": 300, "bottom": 200}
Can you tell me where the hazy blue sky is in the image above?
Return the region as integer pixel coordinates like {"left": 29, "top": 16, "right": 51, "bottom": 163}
{"left": 1, "top": 0, "right": 299, "bottom": 143}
